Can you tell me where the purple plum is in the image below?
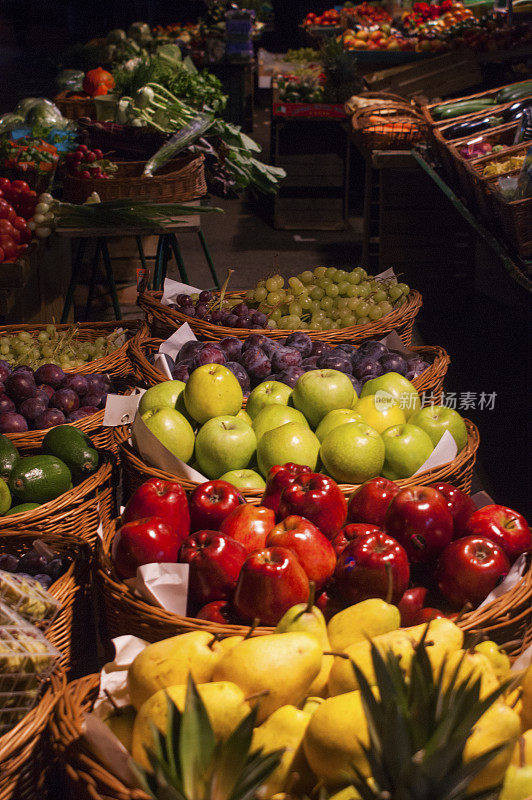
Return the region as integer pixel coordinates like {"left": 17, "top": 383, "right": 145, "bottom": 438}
{"left": 353, "top": 355, "right": 382, "bottom": 381}
{"left": 34, "top": 409, "right": 66, "bottom": 429}
{"left": 4, "top": 372, "right": 37, "bottom": 403}
{"left": 19, "top": 396, "right": 48, "bottom": 423}
{"left": 0, "top": 412, "right": 28, "bottom": 433}
{"left": 311, "top": 341, "right": 332, "bottom": 358}
{"left": 272, "top": 347, "right": 303, "bottom": 372}
{"left": 284, "top": 332, "right": 312, "bottom": 358}
{"left": 193, "top": 343, "right": 226, "bottom": 368}
{"left": 379, "top": 353, "right": 407, "bottom": 376}
{"left": 62, "top": 374, "right": 89, "bottom": 396}
{"left": 51, "top": 388, "right": 80, "bottom": 415}
{"left": 67, "top": 408, "right": 98, "bottom": 422}
{"left": 225, "top": 362, "right": 251, "bottom": 394}
{"left": 34, "top": 364, "right": 66, "bottom": 389}
{"left": 242, "top": 333, "right": 270, "bottom": 353}
{"left": 316, "top": 352, "right": 352, "bottom": 373}
{"left": 178, "top": 341, "right": 204, "bottom": 362}
{"left": 218, "top": 337, "right": 243, "bottom": 361}
{"left": 172, "top": 364, "right": 190, "bottom": 382}
{"left": 241, "top": 347, "right": 271, "bottom": 382}
{"left": 278, "top": 366, "right": 305, "bottom": 388}
{"left": 302, "top": 356, "right": 319, "bottom": 369}
{"left": 81, "top": 392, "right": 106, "bottom": 409}
{"left": 357, "top": 340, "right": 388, "bottom": 359}
{"left": 0, "top": 360, "right": 12, "bottom": 382}
{"left": 0, "top": 394, "right": 15, "bottom": 414}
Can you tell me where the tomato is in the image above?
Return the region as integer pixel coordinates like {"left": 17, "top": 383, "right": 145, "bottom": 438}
{"left": 0, "top": 220, "right": 16, "bottom": 238}
{"left": 10, "top": 180, "right": 30, "bottom": 193}
{"left": 0, "top": 178, "right": 10, "bottom": 191}
{"left": 0, "top": 236, "right": 18, "bottom": 261}
{"left": 0, "top": 200, "right": 13, "bottom": 220}
{"left": 11, "top": 216, "right": 28, "bottom": 231}
{"left": 6, "top": 207, "right": 17, "bottom": 223}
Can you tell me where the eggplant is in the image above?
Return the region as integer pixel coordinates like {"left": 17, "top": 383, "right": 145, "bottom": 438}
{"left": 503, "top": 99, "right": 532, "bottom": 123}
{"left": 443, "top": 115, "right": 504, "bottom": 140}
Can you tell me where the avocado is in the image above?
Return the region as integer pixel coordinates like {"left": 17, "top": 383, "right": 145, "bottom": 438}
{"left": 3, "top": 502, "right": 40, "bottom": 516}
{"left": 42, "top": 425, "right": 99, "bottom": 483}
{"left": 0, "top": 434, "right": 19, "bottom": 481}
{"left": 9, "top": 456, "right": 72, "bottom": 504}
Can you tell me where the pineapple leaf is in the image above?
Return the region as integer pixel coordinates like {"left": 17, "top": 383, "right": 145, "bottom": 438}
{"left": 228, "top": 748, "right": 285, "bottom": 800}
{"left": 179, "top": 674, "right": 216, "bottom": 800}
{"left": 209, "top": 706, "right": 260, "bottom": 800}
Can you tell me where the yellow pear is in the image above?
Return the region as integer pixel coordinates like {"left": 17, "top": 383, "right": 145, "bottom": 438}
{"left": 475, "top": 641, "right": 511, "bottom": 681}
{"left": 511, "top": 731, "right": 532, "bottom": 766}
{"left": 102, "top": 705, "right": 136, "bottom": 752}
{"left": 302, "top": 696, "right": 324, "bottom": 715}
{"left": 440, "top": 650, "right": 500, "bottom": 700}
{"left": 464, "top": 703, "right": 521, "bottom": 795}
{"left": 132, "top": 681, "right": 250, "bottom": 769}
{"left": 276, "top": 597, "right": 333, "bottom": 697}
{"left": 500, "top": 764, "right": 532, "bottom": 800}
{"left": 416, "top": 617, "right": 464, "bottom": 673}
{"left": 252, "top": 705, "right": 313, "bottom": 797}
{"left": 212, "top": 632, "right": 321, "bottom": 723}
{"left": 128, "top": 631, "right": 224, "bottom": 710}
{"left": 327, "top": 599, "right": 400, "bottom": 651}
{"left": 519, "top": 665, "right": 532, "bottom": 731}
{"left": 505, "top": 688, "right": 523, "bottom": 723}
{"left": 303, "top": 690, "right": 370, "bottom": 786}
{"left": 327, "top": 787, "right": 363, "bottom": 800}
{"left": 328, "top": 629, "right": 415, "bottom": 696}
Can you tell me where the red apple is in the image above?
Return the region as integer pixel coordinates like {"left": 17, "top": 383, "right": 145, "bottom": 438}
{"left": 332, "top": 523, "right": 383, "bottom": 556}
{"left": 334, "top": 531, "right": 410, "bottom": 605}
{"left": 347, "top": 477, "right": 400, "bottom": 527}
{"left": 122, "top": 478, "right": 190, "bottom": 547}
{"left": 462, "top": 505, "right": 532, "bottom": 562}
{"left": 384, "top": 486, "right": 454, "bottom": 563}
{"left": 219, "top": 504, "right": 275, "bottom": 553}
{"left": 261, "top": 462, "right": 313, "bottom": 516}
{"left": 397, "top": 586, "right": 428, "bottom": 626}
{"left": 233, "top": 546, "right": 310, "bottom": 625}
{"left": 111, "top": 518, "right": 179, "bottom": 579}
{"left": 195, "top": 600, "right": 238, "bottom": 625}
{"left": 266, "top": 515, "right": 336, "bottom": 589}
{"left": 436, "top": 535, "right": 510, "bottom": 609}
{"left": 278, "top": 472, "right": 347, "bottom": 540}
{"left": 414, "top": 607, "right": 445, "bottom": 624}
{"left": 179, "top": 531, "right": 248, "bottom": 607}
{"left": 429, "top": 482, "right": 476, "bottom": 537}
{"left": 188, "top": 480, "right": 245, "bottom": 532}
{"left": 315, "top": 585, "right": 345, "bottom": 621}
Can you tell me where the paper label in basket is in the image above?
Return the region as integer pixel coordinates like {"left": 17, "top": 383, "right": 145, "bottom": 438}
{"left": 379, "top": 330, "right": 415, "bottom": 358}
{"left": 478, "top": 553, "right": 528, "bottom": 610}
{"left": 154, "top": 323, "right": 198, "bottom": 379}
{"left": 412, "top": 430, "right": 458, "bottom": 477}
{"left": 125, "top": 563, "right": 189, "bottom": 615}
{"left": 103, "top": 390, "right": 144, "bottom": 427}
{"left": 374, "top": 267, "right": 397, "bottom": 282}
{"left": 162, "top": 277, "right": 203, "bottom": 306}
{"left": 94, "top": 635, "right": 147, "bottom": 714}
{"left": 81, "top": 713, "right": 141, "bottom": 789}
{"left": 131, "top": 411, "right": 207, "bottom": 482}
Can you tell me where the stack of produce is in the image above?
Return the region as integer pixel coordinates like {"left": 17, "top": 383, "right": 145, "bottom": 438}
{"left": 0, "top": 178, "right": 37, "bottom": 263}
{"left": 0, "top": 540, "right": 71, "bottom": 593}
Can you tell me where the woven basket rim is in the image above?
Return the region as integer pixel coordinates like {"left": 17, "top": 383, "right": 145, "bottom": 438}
{"left": 63, "top": 153, "right": 205, "bottom": 187}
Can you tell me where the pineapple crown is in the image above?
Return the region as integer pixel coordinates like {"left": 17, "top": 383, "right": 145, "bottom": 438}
{"left": 133, "top": 675, "right": 283, "bottom": 800}
{"left": 349, "top": 629, "right": 512, "bottom": 800}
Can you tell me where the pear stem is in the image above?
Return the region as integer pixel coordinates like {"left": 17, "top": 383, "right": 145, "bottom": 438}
{"left": 208, "top": 634, "right": 221, "bottom": 649}
{"left": 510, "top": 688, "right": 523, "bottom": 709}
{"left": 244, "top": 618, "right": 260, "bottom": 640}
{"left": 323, "top": 651, "right": 349, "bottom": 658}
{"left": 244, "top": 689, "right": 270, "bottom": 702}
{"left": 306, "top": 582, "right": 316, "bottom": 613}
{"left": 384, "top": 563, "right": 393, "bottom": 605}
{"left": 104, "top": 689, "right": 120, "bottom": 712}
{"left": 466, "top": 632, "right": 483, "bottom": 653}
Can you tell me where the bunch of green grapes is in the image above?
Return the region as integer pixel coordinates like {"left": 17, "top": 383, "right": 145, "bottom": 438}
{"left": 244, "top": 267, "right": 410, "bottom": 330}
{"left": 0, "top": 325, "right": 122, "bottom": 370}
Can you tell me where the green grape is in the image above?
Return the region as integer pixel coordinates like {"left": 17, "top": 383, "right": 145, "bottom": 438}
{"left": 346, "top": 285, "right": 359, "bottom": 298}
{"left": 94, "top": 337, "right": 106, "bottom": 348}
{"left": 258, "top": 302, "right": 270, "bottom": 314}
{"left": 312, "top": 310, "right": 325, "bottom": 322}
{"left": 347, "top": 297, "right": 359, "bottom": 310}
{"left": 191, "top": 293, "right": 199, "bottom": 302}
{"left": 373, "top": 290, "right": 387, "bottom": 303}
{"left": 395, "top": 296, "right": 407, "bottom": 307}
{"left": 309, "top": 320, "right": 321, "bottom": 330}
{"left": 358, "top": 283, "right": 370, "bottom": 299}
{"left": 357, "top": 316, "right": 370, "bottom": 325}
{"left": 266, "top": 275, "right": 284, "bottom": 292}
{"left": 37, "top": 331, "right": 49, "bottom": 343}
{"left": 289, "top": 301, "right": 302, "bottom": 316}
{"left": 267, "top": 291, "right": 282, "bottom": 306}
{"left": 254, "top": 286, "right": 268, "bottom": 302}
{"left": 321, "top": 317, "right": 333, "bottom": 328}
{"left": 342, "top": 313, "right": 356, "bottom": 327}
{"left": 379, "top": 300, "right": 393, "bottom": 316}
{"left": 288, "top": 277, "right": 305, "bottom": 294}
{"left": 397, "top": 282, "right": 410, "bottom": 296}
{"left": 310, "top": 300, "right": 321, "bottom": 313}
{"left": 313, "top": 266, "right": 327, "bottom": 278}
{"left": 325, "top": 284, "right": 339, "bottom": 298}
{"left": 310, "top": 286, "right": 324, "bottom": 301}
{"left": 336, "top": 297, "right": 348, "bottom": 310}
{"left": 286, "top": 315, "right": 301, "bottom": 329}
{"left": 338, "top": 281, "right": 350, "bottom": 296}
{"left": 350, "top": 267, "right": 365, "bottom": 283}
{"left": 388, "top": 284, "right": 403, "bottom": 302}
{"left": 0, "top": 345, "right": 9, "bottom": 356}
{"left": 257, "top": 279, "right": 266, "bottom": 288}
{"left": 18, "top": 331, "right": 31, "bottom": 342}
{"left": 356, "top": 301, "right": 370, "bottom": 317}
{"left": 299, "top": 321, "right": 308, "bottom": 329}
{"left": 284, "top": 294, "right": 294, "bottom": 305}
{"left": 245, "top": 289, "right": 255, "bottom": 302}
{"left": 320, "top": 296, "right": 333, "bottom": 312}
{"left": 317, "top": 278, "right": 330, "bottom": 291}
{"left": 299, "top": 270, "right": 314, "bottom": 284}
{"left": 325, "top": 267, "right": 337, "bottom": 280}
{"left": 300, "top": 295, "right": 313, "bottom": 310}
{"left": 330, "top": 308, "right": 342, "bottom": 321}
{"left": 267, "top": 319, "right": 277, "bottom": 329}
{"left": 41, "top": 346, "right": 53, "bottom": 358}
{"left": 369, "top": 306, "right": 383, "bottom": 320}
{"left": 46, "top": 325, "right": 56, "bottom": 335}
{"left": 270, "top": 309, "right": 282, "bottom": 322}
{"left": 335, "top": 269, "right": 348, "bottom": 283}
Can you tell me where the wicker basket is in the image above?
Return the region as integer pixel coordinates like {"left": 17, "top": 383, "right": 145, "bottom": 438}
{"left": 0, "top": 458, "right": 114, "bottom": 550}
{"left": 138, "top": 290, "right": 423, "bottom": 347}
{"left": 0, "top": 532, "right": 91, "bottom": 674}
{"left": 54, "top": 93, "right": 96, "bottom": 121}
{"left": 0, "top": 666, "right": 65, "bottom": 800}
{"left": 487, "top": 188, "right": 532, "bottom": 260}
{"left": 62, "top": 153, "right": 206, "bottom": 205}
{"left": 460, "top": 140, "right": 529, "bottom": 221}
{"left": 114, "top": 418, "right": 479, "bottom": 509}
{"left": 351, "top": 102, "right": 428, "bottom": 153}
{"left": 420, "top": 80, "right": 532, "bottom": 127}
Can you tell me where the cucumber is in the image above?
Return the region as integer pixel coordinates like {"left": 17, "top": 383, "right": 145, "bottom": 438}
{"left": 434, "top": 99, "right": 495, "bottom": 120}
{"left": 496, "top": 81, "right": 532, "bottom": 104}
{"left": 0, "top": 434, "right": 19, "bottom": 481}
{"left": 9, "top": 456, "right": 72, "bottom": 504}
{"left": 42, "top": 425, "right": 99, "bottom": 482}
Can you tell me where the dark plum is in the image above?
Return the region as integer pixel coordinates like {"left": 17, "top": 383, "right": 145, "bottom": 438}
{"left": 18, "top": 551, "right": 47, "bottom": 574}
{"left": 195, "top": 303, "right": 209, "bottom": 319}
{"left": 405, "top": 358, "right": 429, "bottom": 380}
{"left": 336, "top": 343, "right": 357, "bottom": 355}
{"left": 199, "top": 290, "right": 213, "bottom": 302}
{"left": 346, "top": 374, "right": 363, "bottom": 395}
{"left": 238, "top": 315, "right": 253, "bottom": 329}
{"left": 225, "top": 314, "right": 239, "bottom": 327}
{"left": 0, "top": 394, "right": 15, "bottom": 414}
{"left": 34, "top": 364, "right": 66, "bottom": 389}
{"left": 4, "top": 372, "right": 37, "bottom": 403}
{"left": 316, "top": 352, "right": 352, "bottom": 373}
{"left": 232, "top": 303, "right": 249, "bottom": 317}
{"left": 241, "top": 347, "right": 271, "bottom": 382}
{"left": 193, "top": 344, "right": 226, "bottom": 368}
{"left": 360, "top": 365, "right": 384, "bottom": 384}
{"left": 46, "top": 557, "right": 66, "bottom": 580}
{"left": 0, "top": 554, "right": 19, "bottom": 571}
{"left": 176, "top": 293, "right": 193, "bottom": 307}
{"left": 67, "top": 408, "right": 97, "bottom": 422}
{"left": 34, "top": 409, "right": 66, "bottom": 429}
{"left": 357, "top": 340, "right": 388, "bottom": 360}
{"left": 379, "top": 353, "right": 407, "bottom": 376}
{"left": 211, "top": 309, "right": 225, "bottom": 324}
{"left": 0, "top": 412, "right": 28, "bottom": 433}
{"left": 284, "top": 332, "right": 312, "bottom": 358}
{"left": 241, "top": 334, "right": 269, "bottom": 353}
{"left": 34, "top": 574, "right": 53, "bottom": 589}
{"left": 0, "top": 382, "right": 3, "bottom": 393}
{"left": 177, "top": 341, "right": 204, "bottom": 362}
{"left": 353, "top": 355, "right": 381, "bottom": 381}
{"left": 14, "top": 366, "right": 33, "bottom": 375}
{"left": 225, "top": 362, "right": 251, "bottom": 394}
{"left": 172, "top": 363, "right": 190, "bottom": 382}
{"left": 35, "top": 389, "right": 50, "bottom": 407}
{"left": 272, "top": 347, "right": 303, "bottom": 372}
{"left": 311, "top": 340, "right": 332, "bottom": 358}
{"left": 84, "top": 374, "right": 107, "bottom": 394}
{"left": 302, "top": 356, "right": 319, "bottom": 369}
{"left": 203, "top": 313, "right": 213, "bottom": 324}
{"left": 19, "top": 396, "right": 48, "bottom": 423}
{"left": 40, "top": 385, "right": 55, "bottom": 400}
{"left": 278, "top": 366, "right": 305, "bottom": 388}
{"left": 62, "top": 374, "right": 89, "bottom": 396}
{"left": 82, "top": 392, "right": 106, "bottom": 409}
{"left": 182, "top": 307, "right": 196, "bottom": 318}
{"left": 0, "top": 361, "right": 11, "bottom": 382}
{"left": 218, "top": 337, "right": 242, "bottom": 361}
{"left": 261, "top": 339, "right": 281, "bottom": 359}
{"left": 51, "top": 388, "right": 80, "bottom": 416}
{"left": 252, "top": 312, "right": 268, "bottom": 328}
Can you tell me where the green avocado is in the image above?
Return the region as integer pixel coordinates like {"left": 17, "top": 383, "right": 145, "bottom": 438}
{"left": 0, "top": 434, "right": 19, "bottom": 481}
{"left": 9, "top": 456, "right": 72, "bottom": 504}
{"left": 3, "top": 502, "right": 40, "bottom": 516}
{"left": 42, "top": 425, "right": 99, "bottom": 482}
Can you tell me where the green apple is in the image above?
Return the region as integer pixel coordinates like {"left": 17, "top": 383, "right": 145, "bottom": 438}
{"left": 292, "top": 369, "right": 355, "bottom": 429}
{"left": 195, "top": 415, "right": 257, "bottom": 479}
{"left": 219, "top": 469, "right": 266, "bottom": 490}
{"left": 315, "top": 409, "right": 364, "bottom": 443}
{"left": 184, "top": 364, "right": 243, "bottom": 424}
{"left": 252, "top": 404, "right": 308, "bottom": 442}
{"left": 354, "top": 394, "right": 406, "bottom": 434}
{"left": 409, "top": 404, "right": 467, "bottom": 452}
{"left": 138, "top": 380, "right": 186, "bottom": 417}
{"left": 360, "top": 372, "right": 420, "bottom": 419}
{"left": 246, "top": 380, "right": 292, "bottom": 419}
{"left": 320, "top": 421, "right": 385, "bottom": 484}
{"left": 141, "top": 407, "right": 195, "bottom": 463}
{"left": 257, "top": 422, "right": 320, "bottom": 478}
{"left": 500, "top": 765, "right": 532, "bottom": 800}
{"left": 381, "top": 423, "right": 434, "bottom": 479}
{"left": 236, "top": 408, "right": 252, "bottom": 427}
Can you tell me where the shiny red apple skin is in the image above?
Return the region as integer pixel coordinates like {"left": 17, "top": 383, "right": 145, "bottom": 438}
{"left": 219, "top": 504, "right": 276, "bottom": 553}
{"left": 332, "top": 523, "right": 383, "bottom": 556}
{"left": 179, "top": 531, "right": 248, "bottom": 607}
{"left": 112, "top": 517, "right": 179, "bottom": 580}
{"left": 429, "top": 482, "right": 477, "bottom": 537}
{"left": 233, "top": 546, "right": 310, "bottom": 626}
{"left": 188, "top": 480, "right": 245, "bottom": 532}
{"left": 266, "top": 515, "right": 336, "bottom": 589}
{"left": 122, "top": 478, "right": 190, "bottom": 547}
{"left": 261, "top": 463, "right": 313, "bottom": 516}
{"left": 414, "top": 607, "right": 445, "bottom": 624}
{"left": 334, "top": 531, "right": 410, "bottom": 605}
{"left": 278, "top": 472, "right": 347, "bottom": 540}
{"left": 195, "top": 600, "right": 238, "bottom": 625}
{"left": 315, "top": 585, "right": 345, "bottom": 621}
{"left": 462, "top": 505, "right": 532, "bottom": 562}
{"left": 384, "top": 486, "right": 454, "bottom": 564}
{"left": 347, "top": 477, "right": 400, "bottom": 527}
{"left": 397, "top": 586, "right": 428, "bottom": 626}
{"left": 436, "top": 535, "right": 510, "bottom": 609}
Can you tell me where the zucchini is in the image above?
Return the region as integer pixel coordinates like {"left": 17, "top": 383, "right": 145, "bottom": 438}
{"left": 496, "top": 81, "right": 532, "bottom": 104}
{"left": 433, "top": 99, "right": 495, "bottom": 120}
{"left": 143, "top": 113, "right": 214, "bottom": 176}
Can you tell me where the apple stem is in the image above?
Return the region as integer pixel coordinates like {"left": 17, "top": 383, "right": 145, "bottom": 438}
{"left": 244, "top": 689, "right": 270, "bottom": 701}
{"left": 244, "top": 618, "right": 260, "bottom": 640}
{"left": 384, "top": 563, "right": 393, "bottom": 605}
{"left": 453, "top": 602, "right": 473, "bottom": 624}
{"left": 104, "top": 689, "right": 120, "bottom": 713}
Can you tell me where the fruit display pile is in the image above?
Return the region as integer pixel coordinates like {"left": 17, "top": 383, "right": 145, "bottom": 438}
{"left": 0, "top": 324, "right": 123, "bottom": 370}
{"left": 0, "top": 177, "right": 36, "bottom": 263}
{"left": 64, "top": 144, "right": 117, "bottom": 180}
{"left": 0, "top": 541, "right": 69, "bottom": 592}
